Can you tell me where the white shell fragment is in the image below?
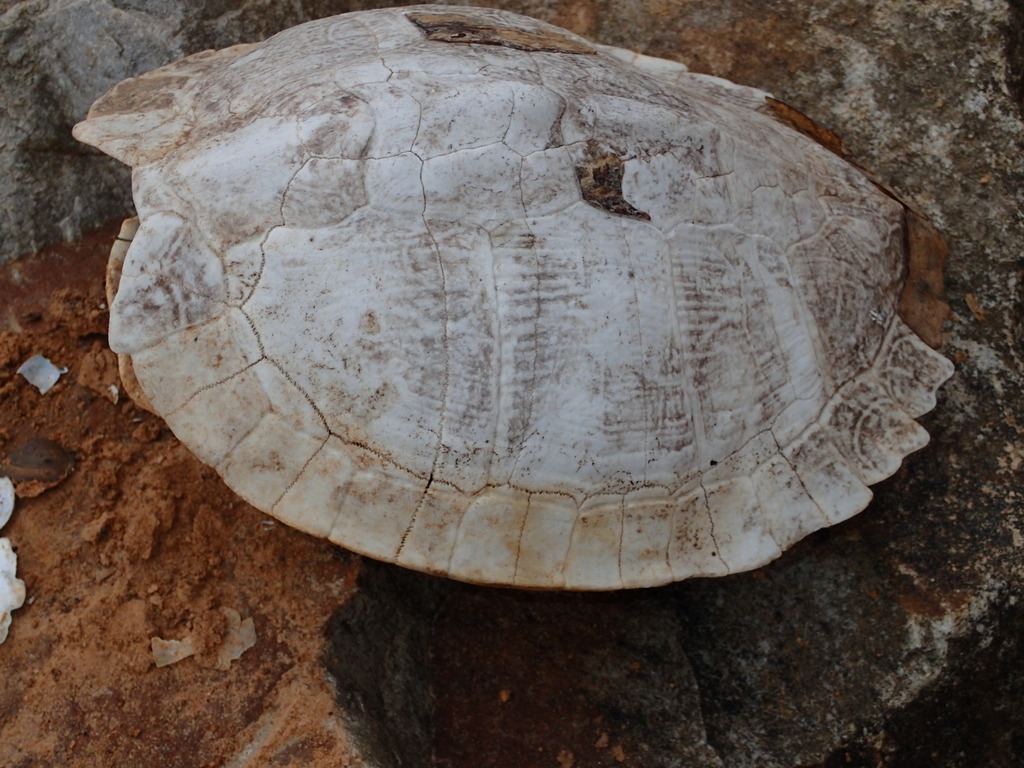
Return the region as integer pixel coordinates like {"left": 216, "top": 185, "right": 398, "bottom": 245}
{"left": 151, "top": 608, "right": 256, "bottom": 669}
{"left": 0, "top": 477, "right": 13, "bottom": 530}
{"left": 73, "top": 6, "right": 954, "bottom": 589}
{"left": 0, "top": 477, "right": 23, "bottom": 645}
{"left": 0, "top": 538, "right": 25, "bottom": 644}
{"left": 151, "top": 636, "right": 195, "bottom": 668}
{"left": 17, "top": 355, "right": 68, "bottom": 395}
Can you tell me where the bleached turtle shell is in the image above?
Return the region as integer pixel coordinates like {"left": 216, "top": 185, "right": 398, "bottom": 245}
{"left": 73, "top": 5, "right": 954, "bottom": 589}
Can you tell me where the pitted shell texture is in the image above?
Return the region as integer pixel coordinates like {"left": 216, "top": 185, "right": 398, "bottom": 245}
{"left": 73, "top": 5, "right": 954, "bottom": 589}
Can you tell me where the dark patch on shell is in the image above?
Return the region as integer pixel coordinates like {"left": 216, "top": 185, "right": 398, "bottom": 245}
{"left": 763, "top": 97, "right": 851, "bottom": 158}
{"left": 575, "top": 141, "right": 651, "bottom": 221}
{"left": 406, "top": 11, "right": 596, "bottom": 55}
{"left": 899, "top": 210, "right": 951, "bottom": 350}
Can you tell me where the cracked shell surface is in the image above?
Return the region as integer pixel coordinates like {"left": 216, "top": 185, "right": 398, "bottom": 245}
{"left": 72, "top": 5, "right": 954, "bottom": 589}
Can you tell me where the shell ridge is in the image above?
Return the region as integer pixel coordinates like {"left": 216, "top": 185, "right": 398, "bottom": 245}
{"left": 556, "top": 494, "right": 584, "bottom": 584}
{"left": 280, "top": 157, "right": 371, "bottom": 229}
{"left": 393, "top": 475, "right": 435, "bottom": 559}
{"left": 220, "top": 415, "right": 319, "bottom": 505}
{"left": 661, "top": 223, "right": 709, "bottom": 472}
{"left": 872, "top": 316, "right": 955, "bottom": 418}
{"left": 325, "top": 467, "right": 358, "bottom": 545}
{"left": 264, "top": 435, "right": 350, "bottom": 539}
{"left": 261, "top": 356, "right": 331, "bottom": 437}
{"left": 71, "top": 44, "right": 254, "bottom": 165}
{"left": 798, "top": 376, "right": 905, "bottom": 489}
{"left": 484, "top": 229, "right": 506, "bottom": 490}
{"left": 757, "top": 429, "right": 831, "bottom": 552}
{"left": 109, "top": 212, "right": 228, "bottom": 355}
{"left": 350, "top": 16, "right": 383, "bottom": 54}
{"left": 198, "top": 386, "right": 266, "bottom": 466}
{"left": 779, "top": 216, "right": 842, "bottom": 394}
{"left": 444, "top": 490, "right": 477, "bottom": 577}
{"left": 394, "top": 477, "right": 466, "bottom": 573}
{"left": 769, "top": 426, "right": 832, "bottom": 525}
{"left": 363, "top": 80, "right": 423, "bottom": 159}
{"left": 817, "top": 380, "right": 919, "bottom": 487}
{"left": 500, "top": 215, "right": 544, "bottom": 486}
{"left": 616, "top": 495, "right": 626, "bottom": 587}
{"left": 447, "top": 486, "right": 525, "bottom": 583}
{"left": 234, "top": 225, "right": 278, "bottom": 310}
{"left": 126, "top": 304, "right": 263, "bottom": 413}
{"left": 808, "top": 313, "right": 951, "bottom": 488}
{"left": 780, "top": 415, "right": 874, "bottom": 524}
{"left": 417, "top": 212, "right": 453, "bottom": 483}
{"left": 500, "top": 84, "right": 518, "bottom": 150}
{"left": 696, "top": 427, "right": 799, "bottom": 561}
{"left": 736, "top": 231, "right": 808, "bottom": 408}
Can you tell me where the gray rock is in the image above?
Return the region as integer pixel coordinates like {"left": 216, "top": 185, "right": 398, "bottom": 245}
{"left": 8, "top": 0, "right": 1020, "bottom": 765}
{"left": 325, "top": 2, "right": 1024, "bottom": 767}
{"left": 0, "top": 0, "right": 350, "bottom": 264}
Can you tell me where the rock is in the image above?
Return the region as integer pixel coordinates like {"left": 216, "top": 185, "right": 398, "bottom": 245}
{"left": 324, "top": 2, "right": 1024, "bottom": 767}
{"left": 3, "top": 0, "right": 1022, "bottom": 765}
{"left": 0, "top": 0, "right": 354, "bottom": 265}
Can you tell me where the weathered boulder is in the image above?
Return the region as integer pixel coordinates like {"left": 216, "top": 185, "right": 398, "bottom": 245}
{"left": 0, "top": 0, "right": 348, "bottom": 264}
{"left": 4, "top": 0, "right": 1021, "bottom": 765}
{"left": 325, "top": 1, "right": 1024, "bottom": 767}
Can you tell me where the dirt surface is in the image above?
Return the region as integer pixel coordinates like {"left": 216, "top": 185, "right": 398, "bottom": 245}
{"left": 0, "top": 222, "right": 361, "bottom": 767}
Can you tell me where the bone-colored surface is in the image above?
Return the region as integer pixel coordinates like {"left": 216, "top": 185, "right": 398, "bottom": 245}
{"left": 73, "top": 5, "right": 953, "bottom": 588}
{"left": 0, "top": 478, "right": 25, "bottom": 644}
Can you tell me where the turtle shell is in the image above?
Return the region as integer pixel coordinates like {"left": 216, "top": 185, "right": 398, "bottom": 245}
{"left": 73, "top": 5, "right": 954, "bottom": 589}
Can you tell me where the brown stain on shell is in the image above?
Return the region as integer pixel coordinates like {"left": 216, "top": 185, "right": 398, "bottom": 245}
{"left": 407, "top": 10, "right": 596, "bottom": 54}
{"left": 575, "top": 141, "right": 651, "bottom": 221}
{"left": 899, "top": 211, "right": 950, "bottom": 349}
{"left": 764, "top": 97, "right": 851, "bottom": 157}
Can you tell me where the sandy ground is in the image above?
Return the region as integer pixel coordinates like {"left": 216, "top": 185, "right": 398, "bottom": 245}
{"left": 0, "top": 222, "right": 362, "bottom": 767}
{"left": 0, "top": 223, "right": 649, "bottom": 768}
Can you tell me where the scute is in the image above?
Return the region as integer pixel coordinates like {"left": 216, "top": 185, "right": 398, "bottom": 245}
{"left": 73, "top": 5, "right": 954, "bottom": 589}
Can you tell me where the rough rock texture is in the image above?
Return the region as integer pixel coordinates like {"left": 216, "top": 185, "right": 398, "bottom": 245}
{"left": 0, "top": 0, "right": 355, "bottom": 264}
{"left": 324, "top": 1, "right": 1024, "bottom": 766}
{"left": 0, "top": 0, "right": 1021, "bottom": 766}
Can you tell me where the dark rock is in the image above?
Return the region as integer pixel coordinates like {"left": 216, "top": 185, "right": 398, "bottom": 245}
{"left": 7, "top": 0, "right": 1020, "bottom": 765}
{"left": 0, "top": 0, "right": 354, "bottom": 264}
{"left": 325, "top": 562, "right": 440, "bottom": 768}
{"left": 323, "top": 1, "right": 1024, "bottom": 767}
